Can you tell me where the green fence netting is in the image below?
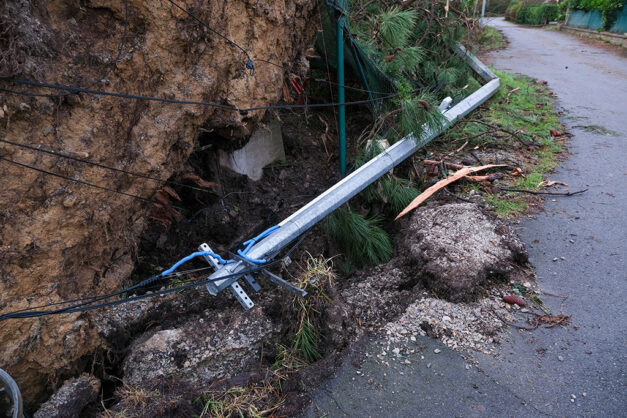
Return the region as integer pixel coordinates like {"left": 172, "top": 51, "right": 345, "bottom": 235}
{"left": 311, "top": 1, "right": 397, "bottom": 109}
{"left": 610, "top": 5, "right": 627, "bottom": 33}
{"left": 566, "top": 9, "right": 604, "bottom": 30}
{"left": 566, "top": 1, "right": 627, "bottom": 33}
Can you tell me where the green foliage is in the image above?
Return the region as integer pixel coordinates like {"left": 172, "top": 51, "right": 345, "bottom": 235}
{"left": 487, "top": 70, "right": 561, "bottom": 138}
{"left": 486, "top": 195, "right": 528, "bottom": 217}
{"left": 506, "top": 0, "right": 525, "bottom": 20}
{"left": 363, "top": 175, "right": 419, "bottom": 214}
{"left": 291, "top": 319, "right": 321, "bottom": 363}
{"left": 348, "top": 1, "right": 472, "bottom": 141}
{"left": 326, "top": 208, "right": 393, "bottom": 267}
{"left": 378, "top": 7, "right": 418, "bottom": 48}
{"left": 568, "top": 0, "right": 623, "bottom": 13}
{"left": 516, "top": 4, "right": 560, "bottom": 24}
{"left": 275, "top": 255, "right": 337, "bottom": 369}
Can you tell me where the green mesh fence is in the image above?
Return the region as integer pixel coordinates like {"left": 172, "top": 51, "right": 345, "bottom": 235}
{"left": 610, "top": 5, "right": 627, "bottom": 33}
{"left": 311, "top": 1, "right": 396, "bottom": 108}
{"left": 566, "top": 9, "right": 604, "bottom": 30}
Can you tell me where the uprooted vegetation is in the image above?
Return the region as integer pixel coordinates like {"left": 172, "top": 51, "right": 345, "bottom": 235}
{"left": 0, "top": 1, "right": 571, "bottom": 416}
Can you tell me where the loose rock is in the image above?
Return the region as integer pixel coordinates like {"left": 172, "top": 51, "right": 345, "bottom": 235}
{"left": 34, "top": 375, "right": 100, "bottom": 418}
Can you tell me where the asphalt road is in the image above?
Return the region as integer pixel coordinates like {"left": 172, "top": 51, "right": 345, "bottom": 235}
{"left": 304, "top": 18, "right": 626, "bottom": 417}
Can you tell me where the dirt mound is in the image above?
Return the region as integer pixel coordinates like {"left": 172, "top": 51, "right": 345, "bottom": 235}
{"left": 0, "top": 0, "right": 317, "bottom": 402}
{"left": 399, "top": 202, "right": 527, "bottom": 301}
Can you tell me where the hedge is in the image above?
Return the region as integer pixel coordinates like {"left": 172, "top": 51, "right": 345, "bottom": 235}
{"left": 516, "top": 4, "right": 561, "bottom": 24}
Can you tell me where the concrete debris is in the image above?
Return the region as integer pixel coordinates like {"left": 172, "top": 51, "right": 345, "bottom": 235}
{"left": 383, "top": 290, "right": 517, "bottom": 355}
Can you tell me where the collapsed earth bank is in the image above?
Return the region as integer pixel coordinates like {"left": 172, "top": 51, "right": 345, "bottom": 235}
{"left": 0, "top": 0, "right": 317, "bottom": 402}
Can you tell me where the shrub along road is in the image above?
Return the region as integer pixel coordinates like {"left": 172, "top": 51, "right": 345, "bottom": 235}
{"left": 303, "top": 18, "right": 626, "bottom": 417}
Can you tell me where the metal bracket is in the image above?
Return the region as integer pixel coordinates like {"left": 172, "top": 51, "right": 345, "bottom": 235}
{"left": 198, "top": 243, "right": 255, "bottom": 310}
{"left": 197, "top": 244, "right": 307, "bottom": 310}
{"left": 230, "top": 253, "right": 307, "bottom": 298}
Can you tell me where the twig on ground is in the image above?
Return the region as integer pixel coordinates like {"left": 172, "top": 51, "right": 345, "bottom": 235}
{"left": 506, "top": 86, "right": 520, "bottom": 104}
{"left": 499, "top": 187, "right": 588, "bottom": 196}
{"left": 422, "top": 159, "right": 465, "bottom": 170}
{"left": 452, "top": 129, "right": 497, "bottom": 144}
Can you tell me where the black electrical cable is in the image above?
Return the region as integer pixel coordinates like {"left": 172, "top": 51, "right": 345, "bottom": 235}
{"left": 0, "top": 156, "right": 185, "bottom": 211}
{"left": 0, "top": 78, "right": 401, "bottom": 113}
{"left": 3, "top": 266, "right": 217, "bottom": 316}
{"left": 0, "top": 138, "right": 217, "bottom": 194}
{"left": 0, "top": 241, "right": 311, "bottom": 321}
{"left": 0, "top": 232, "right": 308, "bottom": 320}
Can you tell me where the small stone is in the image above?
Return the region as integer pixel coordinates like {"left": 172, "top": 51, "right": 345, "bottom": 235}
{"left": 404, "top": 359, "right": 411, "bottom": 364}
{"left": 426, "top": 363, "right": 432, "bottom": 368}
{"left": 410, "top": 335, "right": 416, "bottom": 342}
{"left": 582, "top": 392, "right": 587, "bottom": 397}
{"left": 558, "top": 355, "right": 564, "bottom": 361}
{"left": 442, "top": 315, "right": 451, "bottom": 322}
{"left": 570, "top": 398, "right": 575, "bottom": 403}
{"left": 356, "top": 370, "right": 362, "bottom": 375}
{"left": 523, "top": 282, "right": 532, "bottom": 288}
{"left": 434, "top": 348, "right": 441, "bottom": 354}
{"left": 553, "top": 257, "right": 558, "bottom": 262}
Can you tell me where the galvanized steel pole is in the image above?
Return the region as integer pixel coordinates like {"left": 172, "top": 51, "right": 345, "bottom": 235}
{"left": 204, "top": 46, "right": 500, "bottom": 295}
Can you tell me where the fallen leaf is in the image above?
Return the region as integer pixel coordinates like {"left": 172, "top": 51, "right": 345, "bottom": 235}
{"left": 503, "top": 295, "right": 526, "bottom": 306}
{"left": 161, "top": 185, "right": 181, "bottom": 201}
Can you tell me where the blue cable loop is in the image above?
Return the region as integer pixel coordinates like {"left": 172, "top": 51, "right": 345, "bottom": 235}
{"left": 157, "top": 225, "right": 280, "bottom": 277}
{"left": 160, "top": 250, "right": 233, "bottom": 277}
{"left": 236, "top": 225, "right": 280, "bottom": 264}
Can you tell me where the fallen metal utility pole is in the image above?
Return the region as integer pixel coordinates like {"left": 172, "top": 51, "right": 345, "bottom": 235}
{"left": 200, "top": 45, "right": 500, "bottom": 310}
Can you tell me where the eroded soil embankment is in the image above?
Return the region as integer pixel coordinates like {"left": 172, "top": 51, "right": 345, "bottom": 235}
{"left": 0, "top": 0, "right": 317, "bottom": 403}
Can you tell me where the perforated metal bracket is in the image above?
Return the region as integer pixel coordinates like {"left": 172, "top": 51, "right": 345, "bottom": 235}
{"left": 199, "top": 243, "right": 254, "bottom": 310}
{"left": 229, "top": 282, "right": 254, "bottom": 310}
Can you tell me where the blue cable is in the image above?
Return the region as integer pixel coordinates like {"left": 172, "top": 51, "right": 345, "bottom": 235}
{"left": 158, "top": 225, "right": 280, "bottom": 277}
{"left": 160, "top": 251, "right": 232, "bottom": 277}
{"left": 236, "top": 225, "right": 280, "bottom": 263}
